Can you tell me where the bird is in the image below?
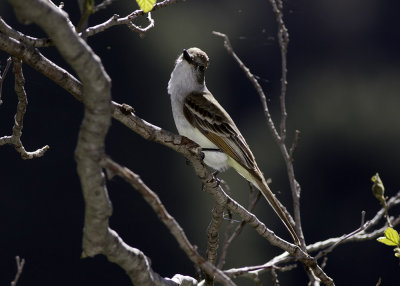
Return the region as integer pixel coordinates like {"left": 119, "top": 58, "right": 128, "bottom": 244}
{"left": 167, "top": 47, "right": 300, "bottom": 245}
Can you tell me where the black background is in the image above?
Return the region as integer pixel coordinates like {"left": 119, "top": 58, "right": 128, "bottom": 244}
{"left": 1, "top": 0, "right": 400, "bottom": 285}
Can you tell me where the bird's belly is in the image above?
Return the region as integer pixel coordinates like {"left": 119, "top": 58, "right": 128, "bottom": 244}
{"left": 177, "top": 123, "right": 229, "bottom": 171}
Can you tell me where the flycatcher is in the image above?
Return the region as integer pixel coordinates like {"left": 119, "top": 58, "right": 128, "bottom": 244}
{"left": 168, "top": 47, "right": 300, "bottom": 245}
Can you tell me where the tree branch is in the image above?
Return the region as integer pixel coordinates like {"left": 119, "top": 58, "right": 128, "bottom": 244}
{"left": 0, "top": 17, "right": 51, "bottom": 47}
{"left": 268, "top": 0, "right": 289, "bottom": 142}
{"left": 0, "top": 56, "right": 12, "bottom": 104}
{"left": 225, "top": 191, "right": 400, "bottom": 281}
{"left": 217, "top": 186, "right": 262, "bottom": 269}
{"left": 212, "top": 30, "right": 306, "bottom": 248}
{"left": 10, "top": 256, "right": 25, "bottom": 286}
{"left": 205, "top": 200, "right": 225, "bottom": 285}
{"left": 83, "top": 0, "right": 177, "bottom": 38}
{"left": 0, "top": 57, "right": 49, "bottom": 158}
{"left": 101, "top": 157, "right": 236, "bottom": 286}
{"left": 6, "top": 1, "right": 161, "bottom": 285}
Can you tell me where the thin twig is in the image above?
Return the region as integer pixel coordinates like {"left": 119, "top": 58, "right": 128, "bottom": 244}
{"left": 271, "top": 267, "right": 279, "bottom": 286}
{"left": 83, "top": 0, "right": 176, "bottom": 38}
{"left": 212, "top": 31, "right": 306, "bottom": 248}
{"left": 1, "top": 0, "right": 176, "bottom": 48}
{"left": 94, "top": 0, "right": 115, "bottom": 12}
{"left": 224, "top": 262, "right": 297, "bottom": 280}
{"left": 101, "top": 157, "right": 236, "bottom": 286}
{"left": 212, "top": 31, "right": 281, "bottom": 142}
{"left": 268, "top": 0, "right": 290, "bottom": 142}
{"left": 10, "top": 256, "right": 25, "bottom": 286}
{"left": 314, "top": 211, "right": 369, "bottom": 260}
{"left": 0, "top": 58, "right": 50, "bottom": 159}
{"left": 0, "top": 56, "right": 12, "bottom": 105}
{"left": 266, "top": 0, "right": 307, "bottom": 253}
{"left": 289, "top": 130, "right": 301, "bottom": 161}
{"left": 126, "top": 12, "right": 154, "bottom": 38}
{"left": 217, "top": 185, "right": 262, "bottom": 269}
{"left": 307, "top": 191, "right": 400, "bottom": 254}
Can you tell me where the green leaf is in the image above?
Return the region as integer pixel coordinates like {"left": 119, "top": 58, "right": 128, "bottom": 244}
{"left": 377, "top": 237, "right": 398, "bottom": 246}
{"left": 136, "top": 0, "right": 157, "bottom": 13}
{"left": 377, "top": 228, "right": 400, "bottom": 246}
{"left": 385, "top": 227, "right": 399, "bottom": 244}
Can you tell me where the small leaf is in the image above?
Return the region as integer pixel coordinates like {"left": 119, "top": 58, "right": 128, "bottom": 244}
{"left": 377, "top": 237, "right": 398, "bottom": 246}
{"left": 377, "top": 228, "right": 400, "bottom": 246}
{"left": 385, "top": 227, "right": 399, "bottom": 245}
{"left": 136, "top": 0, "right": 156, "bottom": 13}
{"left": 371, "top": 173, "right": 385, "bottom": 202}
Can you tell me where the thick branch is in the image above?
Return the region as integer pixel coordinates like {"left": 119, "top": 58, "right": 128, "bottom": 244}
{"left": 0, "top": 33, "right": 83, "bottom": 101}
{"left": 101, "top": 158, "right": 235, "bottom": 286}
{"left": 0, "top": 16, "right": 51, "bottom": 47}
{"left": 6, "top": 1, "right": 151, "bottom": 285}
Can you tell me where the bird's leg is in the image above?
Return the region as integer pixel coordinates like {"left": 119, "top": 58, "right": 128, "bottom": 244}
{"left": 199, "top": 148, "right": 223, "bottom": 189}
{"left": 212, "top": 170, "right": 221, "bottom": 187}
{"left": 202, "top": 170, "right": 221, "bottom": 190}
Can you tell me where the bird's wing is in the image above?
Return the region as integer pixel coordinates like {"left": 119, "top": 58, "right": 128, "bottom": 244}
{"left": 183, "top": 91, "right": 257, "bottom": 171}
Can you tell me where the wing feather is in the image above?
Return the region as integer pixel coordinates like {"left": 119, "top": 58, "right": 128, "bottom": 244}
{"left": 183, "top": 91, "right": 257, "bottom": 171}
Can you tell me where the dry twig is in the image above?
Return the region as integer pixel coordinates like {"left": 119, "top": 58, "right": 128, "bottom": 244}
{"left": 83, "top": 0, "right": 176, "bottom": 38}
{"left": 0, "top": 58, "right": 49, "bottom": 159}
{"left": 217, "top": 185, "right": 262, "bottom": 269}
{"left": 212, "top": 30, "right": 306, "bottom": 248}
{"left": 0, "top": 56, "right": 12, "bottom": 104}
{"left": 10, "top": 256, "right": 25, "bottom": 286}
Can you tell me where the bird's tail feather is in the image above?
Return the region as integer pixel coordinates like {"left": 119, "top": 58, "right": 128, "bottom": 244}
{"left": 253, "top": 173, "right": 301, "bottom": 246}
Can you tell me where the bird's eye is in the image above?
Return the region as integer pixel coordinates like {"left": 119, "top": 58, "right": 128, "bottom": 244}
{"left": 198, "top": 65, "right": 205, "bottom": 72}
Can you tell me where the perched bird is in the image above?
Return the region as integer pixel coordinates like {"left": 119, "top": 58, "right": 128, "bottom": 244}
{"left": 168, "top": 47, "right": 300, "bottom": 245}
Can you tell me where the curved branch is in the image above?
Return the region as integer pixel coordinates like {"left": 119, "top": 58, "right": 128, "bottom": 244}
{"left": 101, "top": 157, "right": 235, "bottom": 286}
{"left": 0, "top": 57, "right": 49, "bottom": 159}
{"left": 0, "top": 17, "right": 51, "bottom": 47}
{"left": 83, "top": 0, "right": 177, "bottom": 38}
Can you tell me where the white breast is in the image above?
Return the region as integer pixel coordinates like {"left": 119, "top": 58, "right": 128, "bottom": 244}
{"left": 168, "top": 60, "right": 229, "bottom": 171}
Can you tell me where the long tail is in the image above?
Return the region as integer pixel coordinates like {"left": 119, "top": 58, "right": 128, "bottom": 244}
{"left": 227, "top": 157, "right": 301, "bottom": 245}
{"left": 253, "top": 172, "right": 301, "bottom": 245}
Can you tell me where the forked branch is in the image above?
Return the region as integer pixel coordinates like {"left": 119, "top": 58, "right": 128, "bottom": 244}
{"left": 0, "top": 57, "right": 49, "bottom": 159}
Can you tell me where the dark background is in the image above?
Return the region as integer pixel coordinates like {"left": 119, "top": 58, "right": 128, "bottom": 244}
{"left": 1, "top": 0, "right": 400, "bottom": 285}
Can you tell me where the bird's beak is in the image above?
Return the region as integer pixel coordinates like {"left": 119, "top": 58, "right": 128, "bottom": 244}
{"left": 183, "top": 49, "right": 192, "bottom": 63}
